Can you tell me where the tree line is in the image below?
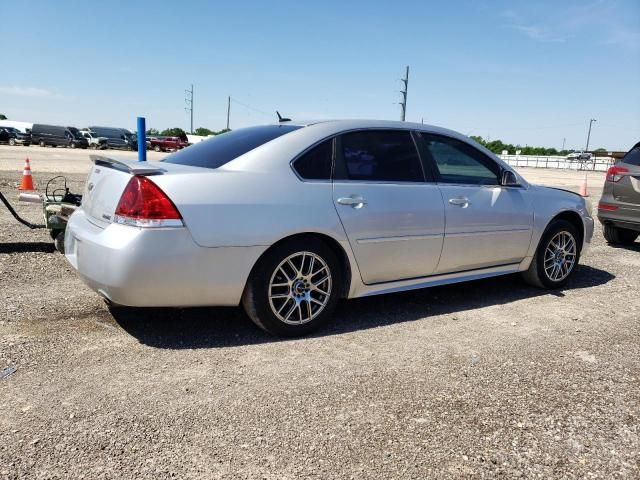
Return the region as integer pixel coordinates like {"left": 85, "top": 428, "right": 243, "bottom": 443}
{"left": 470, "top": 136, "right": 606, "bottom": 156}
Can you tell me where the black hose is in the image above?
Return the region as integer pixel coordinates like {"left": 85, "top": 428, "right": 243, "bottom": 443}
{"left": 0, "top": 190, "right": 45, "bottom": 229}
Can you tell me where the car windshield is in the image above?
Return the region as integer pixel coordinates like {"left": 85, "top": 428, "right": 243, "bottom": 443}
{"left": 162, "top": 125, "right": 302, "bottom": 169}
{"left": 68, "top": 128, "right": 81, "bottom": 136}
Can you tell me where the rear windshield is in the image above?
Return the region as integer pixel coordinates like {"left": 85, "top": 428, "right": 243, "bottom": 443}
{"left": 622, "top": 143, "right": 640, "bottom": 166}
{"left": 162, "top": 125, "right": 302, "bottom": 169}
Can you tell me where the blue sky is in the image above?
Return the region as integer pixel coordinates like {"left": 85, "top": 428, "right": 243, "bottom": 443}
{"left": 1, "top": 0, "right": 638, "bottom": 150}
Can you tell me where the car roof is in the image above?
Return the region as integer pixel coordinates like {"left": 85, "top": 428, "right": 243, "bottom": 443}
{"left": 278, "top": 118, "right": 466, "bottom": 138}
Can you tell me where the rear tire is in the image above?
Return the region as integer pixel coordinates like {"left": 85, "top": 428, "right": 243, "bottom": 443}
{"left": 39, "top": 140, "right": 45, "bottom": 147}
{"left": 521, "top": 219, "right": 580, "bottom": 289}
{"left": 8, "top": 138, "right": 16, "bottom": 146}
{"left": 154, "top": 145, "right": 161, "bottom": 152}
{"left": 242, "top": 237, "right": 342, "bottom": 337}
{"left": 603, "top": 224, "right": 638, "bottom": 245}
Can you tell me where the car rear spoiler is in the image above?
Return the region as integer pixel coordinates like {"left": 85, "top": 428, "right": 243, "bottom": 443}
{"left": 90, "top": 155, "right": 165, "bottom": 175}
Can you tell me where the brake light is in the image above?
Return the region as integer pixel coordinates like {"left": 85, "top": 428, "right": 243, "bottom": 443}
{"left": 598, "top": 202, "right": 619, "bottom": 211}
{"left": 114, "top": 176, "right": 183, "bottom": 227}
{"left": 606, "top": 166, "right": 629, "bottom": 182}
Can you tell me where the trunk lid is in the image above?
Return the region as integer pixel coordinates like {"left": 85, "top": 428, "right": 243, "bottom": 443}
{"left": 82, "top": 155, "right": 175, "bottom": 228}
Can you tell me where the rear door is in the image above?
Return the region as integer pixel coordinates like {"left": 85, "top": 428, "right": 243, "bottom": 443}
{"left": 418, "top": 133, "right": 533, "bottom": 274}
{"left": 332, "top": 129, "right": 445, "bottom": 284}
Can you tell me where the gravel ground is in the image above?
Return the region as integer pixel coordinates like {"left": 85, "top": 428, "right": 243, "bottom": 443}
{"left": 0, "top": 161, "right": 638, "bottom": 479}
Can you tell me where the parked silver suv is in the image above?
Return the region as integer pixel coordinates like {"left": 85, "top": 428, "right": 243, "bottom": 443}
{"left": 598, "top": 142, "right": 640, "bottom": 245}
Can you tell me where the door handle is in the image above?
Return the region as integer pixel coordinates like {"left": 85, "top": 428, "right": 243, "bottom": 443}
{"left": 448, "top": 197, "right": 470, "bottom": 207}
{"left": 337, "top": 196, "right": 367, "bottom": 209}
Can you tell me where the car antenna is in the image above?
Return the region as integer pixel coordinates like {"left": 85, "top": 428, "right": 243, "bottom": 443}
{"left": 276, "top": 111, "right": 291, "bottom": 123}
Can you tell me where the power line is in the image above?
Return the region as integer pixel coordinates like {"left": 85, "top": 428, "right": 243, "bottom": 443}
{"left": 230, "top": 98, "right": 272, "bottom": 118}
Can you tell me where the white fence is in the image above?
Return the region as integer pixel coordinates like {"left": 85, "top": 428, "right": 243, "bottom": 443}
{"left": 499, "top": 155, "right": 614, "bottom": 172}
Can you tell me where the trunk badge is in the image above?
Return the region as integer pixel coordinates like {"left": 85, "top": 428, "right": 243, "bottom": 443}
{"left": 88, "top": 182, "right": 94, "bottom": 191}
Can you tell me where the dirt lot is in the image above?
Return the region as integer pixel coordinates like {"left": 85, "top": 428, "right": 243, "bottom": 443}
{"left": 0, "top": 147, "right": 638, "bottom": 479}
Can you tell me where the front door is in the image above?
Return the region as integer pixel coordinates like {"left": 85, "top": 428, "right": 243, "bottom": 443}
{"left": 332, "top": 129, "right": 445, "bottom": 284}
{"left": 418, "top": 133, "right": 533, "bottom": 274}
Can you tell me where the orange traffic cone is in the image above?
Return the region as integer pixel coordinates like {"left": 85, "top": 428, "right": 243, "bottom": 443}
{"left": 579, "top": 173, "right": 588, "bottom": 197}
{"left": 18, "top": 158, "right": 35, "bottom": 191}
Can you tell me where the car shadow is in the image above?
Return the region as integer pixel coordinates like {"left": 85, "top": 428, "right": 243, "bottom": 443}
{"left": 110, "top": 264, "right": 615, "bottom": 350}
{"left": 0, "top": 242, "right": 55, "bottom": 254}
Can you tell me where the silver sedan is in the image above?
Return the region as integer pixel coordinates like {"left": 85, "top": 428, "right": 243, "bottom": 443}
{"left": 65, "top": 120, "right": 594, "bottom": 336}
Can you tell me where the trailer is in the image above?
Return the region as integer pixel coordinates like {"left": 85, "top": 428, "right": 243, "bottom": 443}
{"left": 0, "top": 176, "right": 81, "bottom": 253}
{"left": 0, "top": 120, "right": 34, "bottom": 134}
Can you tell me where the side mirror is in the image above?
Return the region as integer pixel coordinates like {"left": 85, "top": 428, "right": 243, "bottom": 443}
{"left": 501, "top": 170, "right": 520, "bottom": 187}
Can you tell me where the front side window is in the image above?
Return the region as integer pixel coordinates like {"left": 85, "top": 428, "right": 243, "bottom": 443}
{"left": 421, "top": 134, "right": 499, "bottom": 185}
{"left": 337, "top": 130, "right": 423, "bottom": 182}
{"left": 163, "top": 125, "right": 302, "bottom": 169}
{"left": 293, "top": 139, "right": 332, "bottom": 180}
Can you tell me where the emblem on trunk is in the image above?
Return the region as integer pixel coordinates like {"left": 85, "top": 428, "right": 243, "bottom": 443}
{"left": 88, "top": 182, "right": 94, "bottom": 191}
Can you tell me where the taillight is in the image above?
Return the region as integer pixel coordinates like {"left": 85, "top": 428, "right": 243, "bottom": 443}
{"left": 606, "top": 166, "right": 629, "bottom": 182}
{"left": 598, "top": 202, "right": 619, "bottom": 211}
{"left": 114, "top": 176, "right": 183, "bottom": 228}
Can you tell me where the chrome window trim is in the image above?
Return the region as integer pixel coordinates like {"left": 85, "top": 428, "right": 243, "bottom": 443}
{"left": 289, "top": 135, "right": 336, "bottom": 183}
{"left": 333, "top": 128, "right": 427, "bottom": 184}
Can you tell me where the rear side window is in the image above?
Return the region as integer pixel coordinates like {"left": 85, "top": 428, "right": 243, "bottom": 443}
{"left": 163, "top": 125, "right": 302, "bottom": 169}
{"left": 336, "top": 130, "right": 423, "bottom": 182}
{"left": 622, "top": 143, "right": 640, "bottom": 166}
{"left": 293, "top": 139, "right": 333, "bottom": 180}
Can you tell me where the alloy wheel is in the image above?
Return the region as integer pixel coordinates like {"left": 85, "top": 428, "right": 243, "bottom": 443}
{"left": 543, "top": 231, "right": 577, "bottom": 282}
{"left": 268, "top": 251, "right": 332, "bottom": 325}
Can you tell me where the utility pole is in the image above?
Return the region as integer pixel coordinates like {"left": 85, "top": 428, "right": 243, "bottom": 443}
{"left": 226, "top": 96, "right": 231, "bottom": 130}
{"left": 562, "top": 137, "right": 566, "bottom": 151}
{"left": 185, "top": 84, "right": 194, "bottom": 134}
{"left": 399, "top": 66, "right": 409, "bottom": 121}
{"left": 585, "top": 118, "right": 596, "bottom": 152}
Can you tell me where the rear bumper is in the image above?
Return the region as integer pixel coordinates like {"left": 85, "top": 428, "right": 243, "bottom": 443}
{"left": 597, "top": 195, "right": 640, "bottom": 230}
{"left": 65, "top": 210, "right": 267, "bottom": 307}
{"left": 597, "top": 215, "right": 640, "bottom": 232}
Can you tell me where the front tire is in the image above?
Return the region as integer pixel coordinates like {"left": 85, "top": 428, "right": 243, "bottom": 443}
{"left": 522, "top": 219, "right": 580, "bottom": 289}
{"left": 39, "top": 140, "right": 45, "bottom": 147}
{"left": 8, "top": 138, "right": 16, "bottom": 146}
{"left": 154, "top": 145, "right": 161, "bottom": 152}
{"left": 603, "top": 224, "right": 638, "bottom": 245}
{"left": 242, "top": 237, "right": 342, "bottom": 337}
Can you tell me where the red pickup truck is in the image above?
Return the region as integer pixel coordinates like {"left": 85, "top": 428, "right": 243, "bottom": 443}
{"left": 149, "top": 136, "right": 189, "bottom": 152}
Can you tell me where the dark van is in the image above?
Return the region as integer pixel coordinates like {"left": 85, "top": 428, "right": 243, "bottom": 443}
{"left": 88, "top": 126, "right": 138, "bottom": 151}
{"left": 31, "top": 124, "right": 89, "bottom": 149}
